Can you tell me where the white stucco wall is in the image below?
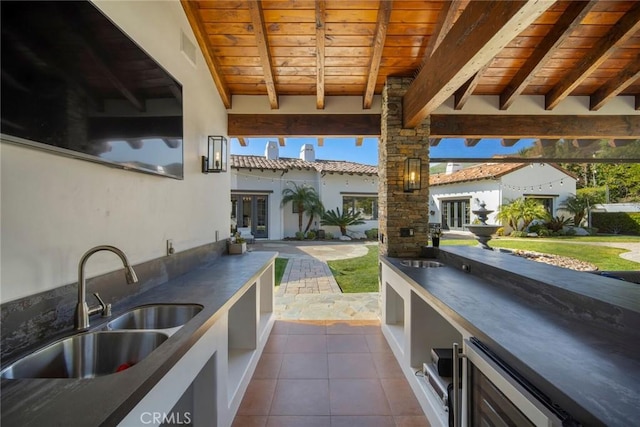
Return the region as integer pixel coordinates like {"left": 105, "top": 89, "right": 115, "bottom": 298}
{"left": 1, "top": 1, "right": 229, "bottom": 302}
{"left": 430, "top": 181, "right": 501, "bottom": 227}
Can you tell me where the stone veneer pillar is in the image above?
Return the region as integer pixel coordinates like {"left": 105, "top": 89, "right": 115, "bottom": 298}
{"left": 378, "top": 77, "right": 430, "bottom": 257}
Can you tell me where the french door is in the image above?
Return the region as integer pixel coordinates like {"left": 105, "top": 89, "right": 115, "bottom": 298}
{"left": 442, "top": 199, "right": 470, "bottom": 230}
{"left": 231, "top": 194, "right": 269, "bottom": 238}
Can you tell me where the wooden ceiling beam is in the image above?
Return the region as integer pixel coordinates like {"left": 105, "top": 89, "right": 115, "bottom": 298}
{"left": 465, "top": 138, "right": 481, "bottom": 147}
{"left": 590, "top": 58, "right": 640, "bottom": 111}
{"left": 355, "top": 137, "right": 364, "bottom": 147}
{"left": 403, "top": 0, "right": 553, "bottom": 128}
{"left": 317, "top": 138, "right": 324, "bottom": 147}
{"left": 278, "top": 137, "right": 286, "bottom": 147}
{"left": 248, "top": 0, "right": 278, "bottom": 109}
{"left": 454, "top": 62, "right": 491, "bottom": 110}
{"left": 572, "top": 139, "right": 598, "bottom": 148}
{"left": 180, "top": 0, "right": 231, "bottom": 108}
{"left": 537, "top": 139, "right": 559, "bottom": 148}
{"left": 315, "top": 0, "right": 326, "bottom": 110}
{"left": 609, "top": 139, "right": 633, "bottom": 148}
{"left": 238, "top": 137, "right": 248, "bottom": 147}
{"left": 363, "top": 0, "right": 392, "bottom": 110}
{"left": 500, "top": 1, "right": 597, "bottom": 111}
{"left": 501, "top": 139, "right": 519, "bottom": 147}
{"left": 228, "top": 114, "right": 380, "bottom": 137}
{"left": 429, "top": 138, "right": 441, "bottom": 147}
{"left": 420, "top": 0, "right": 465, "bottom": 65}
{"left": 429, "top": 114, "right": 640, "bottom": 139}
{"left": 545, "top": 1, "right": 640, "bottom": 110}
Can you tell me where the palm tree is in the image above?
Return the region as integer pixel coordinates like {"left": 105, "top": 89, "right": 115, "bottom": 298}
{"left": 304, "top": 198, "right": 325, "bottom": 234}
{"left": 520, "top": 198, "right": 551, "bottom": 230}
{"left": 281, "top": 183, "right": 321, "bottom": 233}
{"left": 321, "top": 207, "right": 365, "bottom": 236}
{"left": 496, "top": 199, "right": 521, "bottom": 230}
{"left": 497, "top": 197, "right": 549, "bottom": 231}
{"left": 561, "top": 194, "right": 589, "bottom": 226}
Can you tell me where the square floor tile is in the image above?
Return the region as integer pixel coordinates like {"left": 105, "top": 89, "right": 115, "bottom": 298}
{"left": 331, "top": 415, "right": 395, "bottom": 427}
{"left": 237, "top": 379, "right": 277, "bottom": 416}
{"left": 381, "top": 378, "right": 424, "bottom": 416}
{"left": 271, "top": 321, "right": 292, "bottom": 335}
{"left": 394, "top": 415, "right": 431, "bottom": 427}
{"left": 264, "top": 335, "right": 288, "bottom": 354}
{"left": 327, "top": 334, "right": 370, "bottom": 353}
{"left": 287, "top": 321, "right": 327, "bottom": 335}
{"left": 329, "top": 378, "right": 390, "bottom": 415}
{"left": 284, "top": 335, "right": 327, "bottom": 353}
{"left": 253, "top": 353, "right": 284, "bottom": 379}
{"left": 372, "top": 352, "right": 405, "bottom": 378}
{"left": 270, "top": 379, "right": 330, "bottom": 416}
{"left": 279, "top": 353, "right": 328, "bottom": 379}
{"left": 326, "top": 321, "right": 381, "bottom": 335}
{"left": 232, "top": 415, "right": 267, "bottom": 427}
{"left": 328, "top": 353, "right": 377, "bottom": 379}
{"left": 266, "top": 415, "right": 330, "bottom": 427}
{"left": 365, "top": 334, "right": 393, "bottom": 353}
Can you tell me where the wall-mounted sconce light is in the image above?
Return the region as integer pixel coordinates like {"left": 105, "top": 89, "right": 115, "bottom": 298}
{"left": 403, "top": 158, "right": 421, "bottom": 192}
{"left": 202, "top": 135, "right": 227, "bottom": 173}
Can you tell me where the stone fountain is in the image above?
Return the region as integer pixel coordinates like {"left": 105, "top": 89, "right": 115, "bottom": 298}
{"left": 466, "top": 202, "right": 501, "bottom": 250}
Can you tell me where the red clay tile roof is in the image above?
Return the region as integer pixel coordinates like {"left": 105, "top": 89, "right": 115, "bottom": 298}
{"left": 231, "top": 155, "right": 378, "bottom": 175}
{"left": 429, "top": 163, "right": 527, "bottom": 186}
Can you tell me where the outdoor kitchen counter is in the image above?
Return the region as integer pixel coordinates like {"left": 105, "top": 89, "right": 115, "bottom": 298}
{"left": 382, "top": 246, "right": 640, "bottom": 426}
{"left": 1, "top": 251, "right": 277, "bottom": 427}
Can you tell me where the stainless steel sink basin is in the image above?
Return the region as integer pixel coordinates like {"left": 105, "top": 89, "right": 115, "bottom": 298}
{"left": 107, "top": 304, "right": 203, "bottom": 330}
{"left": 0, "top": 331, "right": 168, "bottom": 379}
{"left": 401, "top": 260, "right": 445, "bottom": 268}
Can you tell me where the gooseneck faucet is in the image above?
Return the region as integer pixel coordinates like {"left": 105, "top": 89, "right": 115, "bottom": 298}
{"left": 75, "top": 245, "right": 138, "bottom": 330}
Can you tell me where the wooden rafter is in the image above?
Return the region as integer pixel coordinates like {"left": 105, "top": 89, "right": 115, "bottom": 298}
{"left": 430, "top": 114, "right": 640, "bottom": 139}
{"left": 454, "top": 62, "right": 491, "bottom": 110}
{"left": 465, "top": 139, "right": 481, "bottom": 147}
{"left": 228, "top": 114, "right": 380, "bottom": 137}
{"left": 363, "top": 0, "right": 392, "bottom": 110}
{"left": 278, "top": 137, "right": 286, "bottom": 147}
{"left": 501, "top": 139, "right": 519, "bottom": 147}
{"left": 238, "top": 137, "right": 247, "bottom": 147}
{"left": 248, "top": 0, "right": 278, "bottom": 109}
{"left": 572, "top": 139, "right": 597, "bottom": 148}
{"left": 315, "top": 0, "right": 326, "bottom": 110}
{"left": 545, "top": 1, "right": 640, "bottom": 110}
{"left": 403, "top": 0, "right": 553, "bottom": 128}
{"left": 420, "top": 0, "right": 465, "bottom": 65}
{"left": 355, "top": 137, "right": 364, "bottom": 147}
{"left": 500, "top": 1, "right": 597, "bottom": 111}
{"left": 590, "top": 58, "right": 640, "bottom": 111}
{"left": 317, "top": 138, "right": 324, "bottom": 147}
{"left": 537, "top": 139, "right": 558, "bottom": 148}
{"left": 180, "top": 0, "right": 231, "bottom": 108}
{"left": 609, "top": 139, "right": 632, "bottom": 148}
{"left": 429, "top": 138, "right": 441, "bottom": 147}
{"left": 636, "top": 95, "right": 640, "bottom": 111}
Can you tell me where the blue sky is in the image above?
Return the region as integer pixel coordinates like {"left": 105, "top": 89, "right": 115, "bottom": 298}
{"left": 230, "top": 137, "right": 536, "bottom": 165}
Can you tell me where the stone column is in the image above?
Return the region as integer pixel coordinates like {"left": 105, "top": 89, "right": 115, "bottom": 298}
{"left": 378, "top": 77, "right": 430, "bottom": 257}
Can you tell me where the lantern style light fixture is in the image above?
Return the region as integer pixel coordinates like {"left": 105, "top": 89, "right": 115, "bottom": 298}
{"left": 403, "top": 158, "right": 421, "bottom": 192}
{"left": 202, "top": 135, "right": 227, "bottom": 173}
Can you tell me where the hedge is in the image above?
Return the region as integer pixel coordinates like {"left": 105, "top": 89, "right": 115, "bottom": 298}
{"left": 591, "top": 212, "right": 640, "bottom": 235}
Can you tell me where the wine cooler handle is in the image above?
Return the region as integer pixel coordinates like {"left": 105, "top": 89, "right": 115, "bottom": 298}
{"left": 453, "top": 342, "right": 464, "bottom": 427}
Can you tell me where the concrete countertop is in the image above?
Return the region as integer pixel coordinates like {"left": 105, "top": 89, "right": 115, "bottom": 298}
{"left": 1, "top": 251, "right": 277, "bottom": 427}
{"left": 382, "top": 247, "right": 640, "bottom": 426}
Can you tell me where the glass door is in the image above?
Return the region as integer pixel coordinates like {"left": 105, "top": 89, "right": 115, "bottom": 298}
{"left": 230, "top": 194, "right": 269, "bottom": 238}
{"left": 443, "top": 199, "right": 471, "bottom": 230}
{"left": 254, "top": 196, "right": 268, "bottom": 238}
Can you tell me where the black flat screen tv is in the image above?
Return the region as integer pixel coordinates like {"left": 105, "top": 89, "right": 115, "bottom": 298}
{"left": 1, "top": 1, "right": 184, "bottom": 179}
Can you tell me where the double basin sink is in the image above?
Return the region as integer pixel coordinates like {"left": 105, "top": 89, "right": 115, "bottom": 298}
{"left": 1, "top": 304, "right": 203, "bottom": 379}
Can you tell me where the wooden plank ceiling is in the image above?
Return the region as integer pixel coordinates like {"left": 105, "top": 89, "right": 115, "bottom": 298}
{"left": 182, "top": 0, "right": 640, "bottom": 142}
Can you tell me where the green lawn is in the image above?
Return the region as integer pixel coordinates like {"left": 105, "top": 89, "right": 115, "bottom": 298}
{"left": 441, "top": 237, "right": 639, "bottom": 271}
{"left": 275, "top": 258, "right": 288, "bottom": 286}
{"left": 327, "top": 245, "right": 379, "bottom": 293}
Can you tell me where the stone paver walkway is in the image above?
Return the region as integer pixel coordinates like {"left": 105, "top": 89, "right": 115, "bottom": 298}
{"left": 277, "top": 255, "right": 342, "bottom": 295}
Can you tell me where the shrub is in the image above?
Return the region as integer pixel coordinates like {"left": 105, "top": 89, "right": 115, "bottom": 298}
{"left": 510, "top": 230, "right": 528, "bottom": 238}
{"left": 565, "top": 228, "right": 577, "bottom": 236}
{"left": 295, "top": 231, "right": 305, "bottom": 240}
{"left": 496, "top": 227, "right": 504, "bottom": 236}
{"left": 527, "top": 224, "right": 544, "bottom": 234}
{"left": 545, "top": 215, "right": 573, "bottom": 233}
{"left": 306, "top": 231, "right": 316, "bottom": 240}
{"left": 325, "top": 232, "right": 334, "bottom": 240}
{"left": 538, "top": 228, "right": 552, "bottom": 237}
{"left": 592, "top": 212, "right": 640, "bottom": 235}
{"left": 365, "top": 228, "right": 379, "bottom": 240}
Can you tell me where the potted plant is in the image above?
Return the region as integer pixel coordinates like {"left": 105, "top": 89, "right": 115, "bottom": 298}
{"left": 430, "top": 228, "right": 442, "bottom": 248}
{"left": 229, "top": 233, "right": 247, "bottom": 254}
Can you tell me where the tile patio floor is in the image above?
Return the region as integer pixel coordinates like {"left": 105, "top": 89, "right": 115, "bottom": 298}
{"left": 232, "top": 320, "right": 430, "bottom": 427}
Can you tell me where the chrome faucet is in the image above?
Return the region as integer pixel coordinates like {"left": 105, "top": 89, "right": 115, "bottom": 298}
{"left": 75, "top": 245, "right": 138, "bottom": 330}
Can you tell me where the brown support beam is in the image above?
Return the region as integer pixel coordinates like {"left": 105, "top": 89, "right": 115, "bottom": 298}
{"left": 248, "top": 0, "right": 278, "bottom": 109}
{"left": 228, "top": 114, "right": 381, "bottom": 137}
{"left": 590, "top": 58, "right": 640, "bottom": 111}
{"left": 537, "top": 139, "right": 559, "bottom": 148}
{"left": 501, "top": 139, "right": 519, "bottom": 147}
{"left": 420, "top": 0, "right": 465, "bottom": 65}
{"left": 429, "top": 138, "right": 441, "bottom": 147}
{"left": 609, "top": 139, "right": 632, "bottom": 148}
{"left": 181, "top": 0, "right": 231, "bottom": 108}
{"left": 636, "top": 95, "right": 640, "bottom": 111}
{"left": 278, "top": 137, "right": 286, "bottom": 147}
{"left": 546, "top": 1, "right": 640, "bottom": 110}
{"left": 317, "top": 138, "right": 324, "bottom": 147}
{"left": 403, "top": 0, "right": 552, "bottom": 128}
{"left": 572, "top": 139, "right": 598, "bottom": 148}
{"left": 500, "top": 1, "right": 597, "bottom": 111}
{"left": 363, "top": 0, "right": 392, "bottom": 109}
{"left": 238, "top": 137, "right": 248, "bottom": 147}
{"left": 355, "top": 137, "right": 364, "bottom": 147}
{"left": 429, "top": 115, "right": 640, "bottom": 139}
{"left": 465, "top": 138, "right": 481, "bottom": 147}
{"left": 454, "top": 62, "right": 491, "bottom": 110}
{"left": 315, "top": 0, "right": 326, "bottom": 110}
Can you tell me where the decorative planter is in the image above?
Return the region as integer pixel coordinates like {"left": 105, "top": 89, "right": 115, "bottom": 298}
{"left": 229, "top": 242, "right": 247, "bottom": 255}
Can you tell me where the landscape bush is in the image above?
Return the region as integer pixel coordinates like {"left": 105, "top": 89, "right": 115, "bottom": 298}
{"left": 325, "top": 232, "right": 334, "bottom": 240}
{"left": 365, "top": 228, "right": 379, "bottom": 240}
{"left": 306, "top": 231, "right": 316, "bottom": 240}
{"left": 592, "top": 212, "right": 640, "bottom": 235}
{"left": 295, "top": 231, "right": 305, "bottom": 240}
{"left": 510, "top": 230, "right": 528, "bottom": 238}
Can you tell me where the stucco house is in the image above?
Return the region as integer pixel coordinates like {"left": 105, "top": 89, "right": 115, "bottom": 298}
{"left": 429, "top": 162, "right": 578, "bottom": 230}
{"left": 231, "top": 142, "right": 378, "bottom": 239}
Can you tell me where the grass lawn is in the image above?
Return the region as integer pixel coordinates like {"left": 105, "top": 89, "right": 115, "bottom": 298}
{"left": 275, "top": 258, "right": 288, "bottom": 286}
{"left": 327, "top": 245, "right": 379, "bottom": 293}
{"left": 441, "top": 237, "right": 639, "bottom": 271}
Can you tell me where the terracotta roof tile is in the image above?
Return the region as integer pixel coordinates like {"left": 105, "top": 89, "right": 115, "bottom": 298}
{"left": 429, "top": 163, "right": 526, "bottom": 186}
{"left": 231, "top": 155, "right": 377, "bottom": 175}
